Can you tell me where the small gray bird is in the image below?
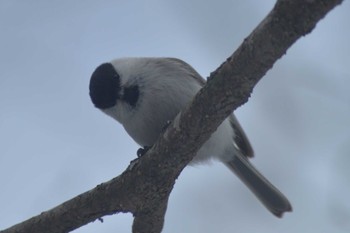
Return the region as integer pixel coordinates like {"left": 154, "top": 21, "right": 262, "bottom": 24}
{"left": 89, "top": 57, "right": 292, "bottom": 217}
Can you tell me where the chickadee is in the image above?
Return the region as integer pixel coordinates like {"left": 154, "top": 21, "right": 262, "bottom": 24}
{"left": 89, "top": 57, "right": 292, "bottom": 217}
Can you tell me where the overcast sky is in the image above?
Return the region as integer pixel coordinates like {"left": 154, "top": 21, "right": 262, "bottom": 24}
{"left": 1, "top": 1, "right": 350, "bottom": 233}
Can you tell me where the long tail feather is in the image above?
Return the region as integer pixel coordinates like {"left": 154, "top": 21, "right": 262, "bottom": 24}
{"left": 225, "top": 155, "right": 292, "bottom": 217}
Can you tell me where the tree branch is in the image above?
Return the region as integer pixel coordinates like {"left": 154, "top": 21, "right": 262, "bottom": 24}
{"left": 1, "top": 0, "right": 343, "bottom": 232}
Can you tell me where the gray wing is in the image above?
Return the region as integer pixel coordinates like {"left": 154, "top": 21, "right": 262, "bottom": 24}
{"left": 167, "top": 57, "right": 254, "bottom": 158}
{"left": 165, "top": 58, "right": 206, "bottom": 86}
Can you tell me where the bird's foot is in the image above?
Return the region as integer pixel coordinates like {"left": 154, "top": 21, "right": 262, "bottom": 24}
{"left": 136, "top": 146, "right": 151, "bottom": 157}
{"left": 162, "top": 120, "right": 172, "bottom": 133}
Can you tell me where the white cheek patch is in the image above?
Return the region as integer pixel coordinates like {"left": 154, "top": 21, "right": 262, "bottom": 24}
{"left": 102, "top": 104, "right": 124, "bottom": 124}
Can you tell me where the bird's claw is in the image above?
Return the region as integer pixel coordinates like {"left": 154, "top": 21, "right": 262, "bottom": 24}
{"left": 162, "top": 120, "right": 172, "bottom": 132}
{"left": 137, "top": 146, "right": 151, "bottom": 157}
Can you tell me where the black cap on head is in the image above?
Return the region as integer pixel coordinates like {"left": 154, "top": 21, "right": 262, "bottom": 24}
{"left": 89, "top": 63, "right": 121, "bottom": 109}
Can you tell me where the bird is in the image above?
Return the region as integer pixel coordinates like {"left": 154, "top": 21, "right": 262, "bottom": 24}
{"left": 89, "top": 57, "right": 292, "bottom": 217}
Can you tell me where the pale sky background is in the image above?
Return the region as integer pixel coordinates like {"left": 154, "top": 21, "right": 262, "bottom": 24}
{"left": 1, "top": 1, "right": 350, "bottom": 233}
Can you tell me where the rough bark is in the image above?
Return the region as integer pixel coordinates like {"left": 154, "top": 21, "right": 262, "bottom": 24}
{"left": 0, "top": 0, "right": 343, "bottom": 232}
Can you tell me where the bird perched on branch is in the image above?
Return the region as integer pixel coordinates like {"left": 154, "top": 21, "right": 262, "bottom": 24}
{"left": 89, "top": 57, "right": 292, "bottom": 217}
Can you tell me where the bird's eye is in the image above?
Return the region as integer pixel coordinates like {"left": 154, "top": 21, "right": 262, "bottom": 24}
{"left": 122, "top": 85, "right": 139, "bottom": 107}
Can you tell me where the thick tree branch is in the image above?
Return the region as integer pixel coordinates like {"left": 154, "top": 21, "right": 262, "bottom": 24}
{"left": 1, "top": 0, "right": 343, "bottom": 232}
